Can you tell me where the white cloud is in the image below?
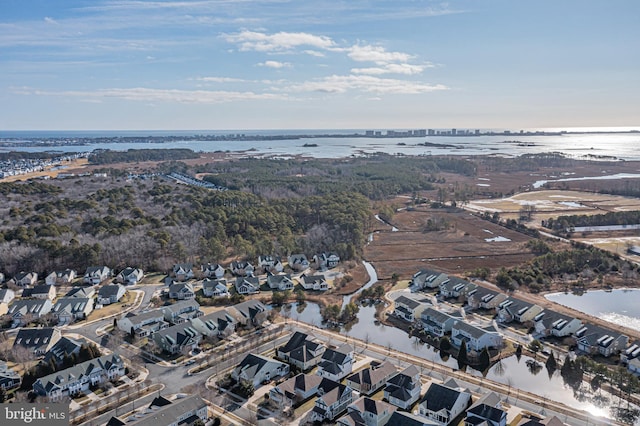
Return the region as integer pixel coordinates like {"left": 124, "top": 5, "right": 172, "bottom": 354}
{"left": 287, "top": 75, "right": 448, "bottom": 95}
{"left": 197, "top": 76, "right": 248, "bottom": 83}
{"left": 346, "top": 44, "right": 412, "bottom": 64}
{"left": 222, "top": 30, "right": 336, "bottom": 52}
{"left": 303, "top": 50, "right": 325, "bottom": 57}
{"left": 258, "top": 60, "right": 291, "bottom": 69}
{"left": 13, "top": 86, "right": 287, "bottom": 104}
{"left": 351, "top": 63, "right": 432, "bottom": 75}
{"left": 44, "top": 17, "right": 58, "bottom": 24}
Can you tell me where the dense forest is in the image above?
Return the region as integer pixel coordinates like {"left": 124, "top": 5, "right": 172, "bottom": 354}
{"left": 88, "top": 148, "right": 199, "bottom": 164}
{"left": 544, "top": 211, "right": 640, "bottom": 231}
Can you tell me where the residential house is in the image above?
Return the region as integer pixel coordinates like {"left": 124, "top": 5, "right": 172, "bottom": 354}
{"left": 234, "top": 276, "right": 260, "bottom": 295}
{"left": 43, "top": 336, "right": 86, "bottom": 366}
{"left": 65, "top": 286, "right": 96, "bottom": 299}
{"left": 168, "top": 282, "right": 195, "bottom": 300}
{"left": 317, "top": 343, "right": 354, "bottom": 381}
{"left": 228, "top": 300, "right": 268, "bottom": 328}
{"left": 51, "top": 297, "right": 94, "bottom": 324}
{"left": 346, "top": 361, "right": 396, "bottom": 395}
{"left": 231, "top": 353, "right": 289, "bottom": 388}
{"left": 107, "top": 395, "right": 208, "bottom": 426}
{"left": 172, "top": 263, "right": 194, "bottom": 281}
{"left": 288, "top": 254, "right": 310, "bottom": 272}
{"left": 418, "top": 379, "right": 472, "bottom": 426}
{"left": 338, "top": 397, "right": 396, "bottom": 426}
{"left": 0, "top": 288, "right": 15, "bottom": 304}
{"left": 628, "top": 357, "right": 640, "bottom": 375}
{"left": 13, "top": 327, "right": 61, "bottom": 355}
{"left": 387, "top": 411, "right": 440, "bottom": 426}
{"left": 451, "top": 321, "right": 503, "bottom": 352}
{"left": 269, "top": 373, "right": 323, "bottom": 409}
{"left": 465, "top": 392, "right": 507, "bottom": 426}
{"left": 202, "top": 278, "right": 229, "bottom": 297}
{"left": 621, "top": 341, "right": 640, "bottom": 365}
{"left": 14, "top": 271, "right": 38, "bottom": 287}
{"left": 439, "top": 278, "right": 477, "bottom": 300}
{"left": 97, "top": 284, "right": 127, "bottom": 305}
{"left": 117, "top": 310, "right": 169, "bottom": 337}
{"left": 497, "top": 298, "right": 544, "bottom": 324}
{"left": 230, "top": 260, "right": 255, "bottom": 277}
{"left": 161, "top": 299, "right": 202, "bottom": 324}
{"left": 412, "top": 270, "right": 449, "bottom": 290}
{"left": 190, "top": 310, "right": 236, "bottom": 340}
{"left": 533, "top": 311, "right": 583, "bottom": 338}
{"left": 0, "top": 360, "right": 21, "bottom": 390}
{"left": 45, "top": 269, "right": 76, "bottom": 286}
{"left": 384, "top": 365, "right": 422, "bottom": 410}
{"left": 466, "top": 288, "right": 508, "bottom": 311}
{"left": 394, "top": 295, "right": 429, "bottom": 323}
{"left": 267, "top": 273, "right": 295, "bottom": 291}
{"left": 22, "top": 284, "right": 56, "bottom": 300}
{"left": 300, "top": 274, "right": 330, "bottom": 291}
{"left": 516, "top": 414, "right": 567, "bottom": 426}
{"left": 276, "top": 331, "right": 326, "bottom": 371}
{"left": 202, "top": 263, "right": 226, "bottom": 279}
{"left": 258, "top": 255, "right": 284, "bottom": 273}
{"left": 83, "top": 266, "right": 111, "bottom": 285}
{"left": 153, "top": 323, "right": 202, "bottom": 355}
{"left": 7, "top": 299, "right": 53, "bottom": 327}
{"left": 117, "top": 267, "right": 144, "bottom": 285}
{"left": 576, "top": 325, "right": 629, "bottom": 357}
{"left": 313, "top": 252, "right": 340, "bottom": 269}
{"left": 33, "top": 353, "right": 125, "bottom": 399}
{"left": 421, "top": 307, "right": 463, "bottom": 337}
{"left": 309, "top": 378, "right": 353, "bottom": 422}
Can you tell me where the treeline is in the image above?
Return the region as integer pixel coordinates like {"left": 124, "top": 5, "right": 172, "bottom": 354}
{"left": 88, "top": 148, "right": 199, "bottom": 164}
{"left": 0, "top": 181, "right": 62, "bottom": 196}
{"left": 0, "top": 151, "right": 62, "bottom": 161}
{"left": 544, "top": 211, "right": 640, "bottom": 231}
{"left": 495, "top": 244, "right": 635, "bottom": 292}
{"left": 478, "top": 152, "right": 580, "bottom": 173}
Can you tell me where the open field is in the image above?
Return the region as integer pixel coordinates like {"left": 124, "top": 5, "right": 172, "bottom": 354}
{"left": 364, "top": 207, "right": 534, "bottom": 279}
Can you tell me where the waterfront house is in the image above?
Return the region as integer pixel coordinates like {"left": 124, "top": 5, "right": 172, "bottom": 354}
{"left": 421, "top": 307, "right": 463, "bottom": 337}
{"left": 51, "top": 297, "right": 94, "bottom": 324}
{"left": 497, "top": 297, "right": 544, "bottom": 324}
{"left": 231, "top": 353, "right": 289, "bottom": 388}
{"left": 288, "top": 254, "right": 310, "bottom": 271}
{"left": 234, "top": 276, "right": 260, "bottom": 295}
{"left": 269, "top": 373, "right": 323, "bottom": 409}
{"left": 267, "top": 273, "right": 295, "bottom": 291}
{"left": 116, "top": 267, "right": 144, "bottom": 285}
{"left": 317, "top": 343, "right": 354, "bottom": 381}
{"left": 202, "top": 278, "right": 229, "bottom": 297}
{"left": 464, "top": 392, "right": 507, "bottom": 426}
{"left": 384, "top": 365, "right": 422, "bottom": 410}
{"left": 338, "top": 397, "right": 396, "bottom": 426}
{"left": 418, "top": 379, "right": 472, "bottom": 426}
{"left": 13, "top": 327, "right": 61, "bottom": 355}
{"left": 33, "top": 353, "right": 125, "bottom": 400}
{"left": 300, "top": 274, "right": 329, "bottom": 291}
{"left": 0, "top": 361, "right": 21, "bottom": 390}
{"left": 97, "top": 284, "right": 126, "bottom": 305}
{"left": 533, "top": 311, "right": 583, "bottom": 338}
{"left": 345, "top": 360, "right": 396, "bottom": 395}
{"left": 393, "top": 295, "right": 429, "bottom": 323}
{"left": 172, "top": 263, "right": 194, "bottom": 281}
{"left": 83, "top": 266, "right": 111, "bottom": 285}
{"left": 228, "top": 299, "right": 268, "bottom": 328}
{"left": 621, "top": 341, "right": 640, "bottom": 365}
{"left": 466, "top": 288, "right": 508, "bottom": 311}
{"left": 153, "top": 323, "right": 202, "bottom": 354}
{"left": 276, "top": 331, "right": 326, "bottom": 371}
{"left": 202, "top": 263, "right": 226, "bottom": 279}
{"left": 576, "top": 324, "right": 629, "bottom": 357}
{"left": 309, "top": 378, "right": 353, "bottom": 422}
{"left": 168, "top": 282, "right": 195, "bottom": 300}
{"left": 8, "top": 299, "right": 53, "bottom": 327}
{"left": 451, "top": 321, "right": 503, "bottom": 352}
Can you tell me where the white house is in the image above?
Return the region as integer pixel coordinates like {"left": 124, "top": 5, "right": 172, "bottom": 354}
{"left": 300, "top": 274, "right": 329, "bottom": 291}
{"left": 97, "top": 284, "right": 127, "bottom": 305}
{"left": 346, "top": 361, "right": 396, "bottom": 395}
{"left": 153, "top": 323, "right": 202, "bottom": 354}
{"left": 7, "top": 299, "right": 53, "bottom": 327}
{"left": 234, "top": 276, "right": 260, "bottom": 295}
{"left": 338, "top": 397, "right": 396, "bottom": 426}
{"left": 0, "top": 288, "right": 15, "bottom": 305}
{"left": 117, "top": 267, "right": 144, "bottom": 285}
{"left": 258, "top": 255, "right": 284, "bottom": 273}
{"left": 267, "top": 273, "right": 295, "bottom": 291}
{"left": 317, "top": 344, "right": 354, "bottom": 381}
{"left": 288, "top": 254, "right": 310, "bottom": 272}
{"left": 172, "top": 264, "right": 194, "bottom": 281}
{"left": 14, "top": 271, "right": 38, "bottom": 287}
{"left": 161, "top": 299, "right": 202, "bottom": 324}
{"left": 384, "top": 365, "right": 422, "bottom": 410}
{"left": 412, "top": 269, "right": 449, "bottom": 290}
{"left": 202, "top": 278, "right": 229, "bottom": 297}
{"left": 190, "top": 310, "right": 236, "bottom": 340}
{"left": 309, "top": 378, "right": 353, "bottom": 422}
{"left": 22, "top": 284, "right": 56, "bottom": 301}
{"left": 230, "top": 260, "right": 255, "bottom": 277}
{"left": 313, "top": 252, "right": 340, "bottom": 269}
{"left": 451, "top": 321, "right": 503, "bottom": 352}
{"left": 169, "top": 282, "right": 195, "bottom": 300}
{"left": 464, "top": 392, "right": 507, "bottom": 426}
{"left": 202, "top": 263, "right": 225, "bottom": 279}
{"left": 46, "top": 269, "right": 76, "bottom": 286}
{"left": 277, "top": 331, "right": 326, "bottom": 371}
{"left": 393, "top": 295, "right": 429, "bottom": 323}
{"left": 51, "top": 297, "right": 94, "bottom": 324}
{"left": 83, "top": 266, "right": 111, "bottom": 285}
{"left": 418, "top": 379, "right": 472, "bottom": 426}
{"left": 576, "top": 325, "right": 628, "bottom": 357}
{"left": 117, "top": 309, "right": 169, "bottom": 337}
{"left": 269, "top": 373, "right": 322, "bottom": 409}
{"left": 421, "top": 307, "right": 462, "bottom": 337}
{"left": 231, "top": 353, "right": 289, "bottom": 388}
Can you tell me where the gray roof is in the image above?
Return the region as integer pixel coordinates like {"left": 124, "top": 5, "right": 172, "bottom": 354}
{"left": 420, "top": 381, "right": 469, "bottom": 412}
{"left": 44, "top": 336, "right": 85, "bottom": 364}
{"left": 34, "top": 353, "right": 123, "bottom": 395}
{"left": 8, "top": 299, "right": 52, "bottom": 316}
{"left": 395, "top": 295, "right": 423, "bottom": 310}
{"left": 98, "top": 284, "right": 125, "bottom": 298}
{"left": 388, "top": 411, "right": 439, "bottom": 426}
{"left": 155, "top": 323, "right": 200, "bottom": 346}
{"left": 14, "top": 327, "right": 59, "bottom": 351}
{"left": 110, "top": 395, "right": 206, "bottom": 426}
{"left": 52, "top": 297, "right": 91, "bottom": 314}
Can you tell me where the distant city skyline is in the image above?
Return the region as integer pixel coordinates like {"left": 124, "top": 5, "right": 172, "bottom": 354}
{"left": 1, "top": 0, "right": 639, "bottom": 130}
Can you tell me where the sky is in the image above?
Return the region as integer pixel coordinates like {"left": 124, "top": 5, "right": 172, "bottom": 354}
{"left": 1, "top": 0, "right": 639, "bottom": 131}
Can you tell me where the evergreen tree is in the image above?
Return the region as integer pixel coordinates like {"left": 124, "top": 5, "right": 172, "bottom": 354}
{"left": 457, "top": 340, "right": 469, "bottom": 369}
{"left": 545, "top": 352, "right": 557, "bottom": 376}
{"left": 478, "top": 347, "right": 491, "bottom": 372}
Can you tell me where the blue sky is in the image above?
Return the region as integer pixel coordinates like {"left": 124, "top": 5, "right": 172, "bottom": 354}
{"left": 1, "top": 0, "right": 639, "bottom": 130}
